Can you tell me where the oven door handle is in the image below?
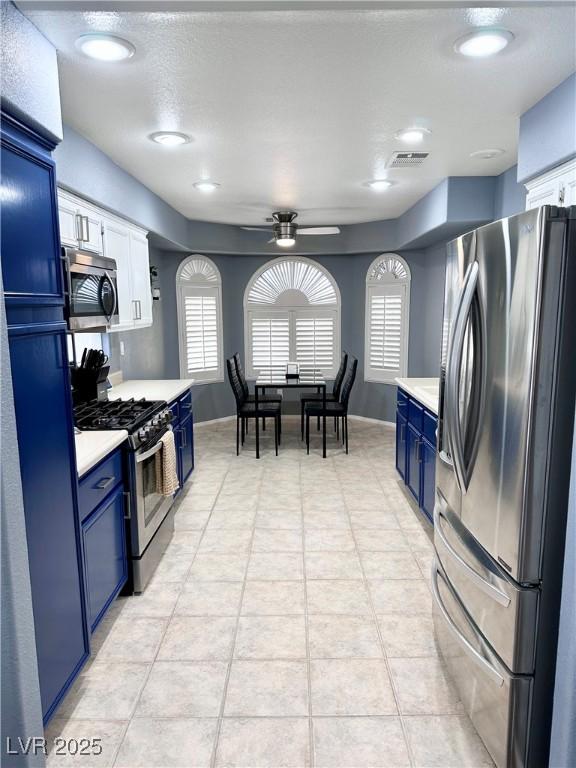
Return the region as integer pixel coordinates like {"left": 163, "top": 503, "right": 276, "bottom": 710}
{"left": 136, "top": 440, "right": 163, "bottom": 463}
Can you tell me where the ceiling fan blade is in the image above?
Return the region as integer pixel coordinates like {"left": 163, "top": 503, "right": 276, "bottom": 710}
{"left": 298, "top": 227, "right": 341, "bottom": 236}
{"left": 241, "top": 226, "right": 270, "bottom": 232}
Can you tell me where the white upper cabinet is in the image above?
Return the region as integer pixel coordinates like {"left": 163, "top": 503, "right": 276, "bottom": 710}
{"left": 128, "top": 230, "right": 153, "bottom": 327}
{"left": 58, "top": 188, "right": 152, "bottom": 332}
{"left": 525, "top": 159, "right": 576, "bottom": 210}
{"left": 101, "top": 215, "right": 152, "bottom": 332}
{"left": 57, "top": 189, "right": 103, "bottom": 253}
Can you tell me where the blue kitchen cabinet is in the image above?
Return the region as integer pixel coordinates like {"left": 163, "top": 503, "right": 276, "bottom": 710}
{"left": 405, "top": 423, "right": 421, "bottom": 502}
{"left": 169, "top": 389, "right": 194, "bottom": 490}
{"left": 395, "top": 413, "right": 407, "bottom": 479}
{"left": 420, "top": 438, "right": 436, "bottom": 522}
{"left": 179, "top": 414, "right": 194, "bottom": 483}
{"left": 81, "top": 483, "right": 128, "bottom": 632}
{"left": 1, "top": 112, "right": 90, "bottom": 723}
{"left": 395, "top": 386, "right": 437, "bottom": 524}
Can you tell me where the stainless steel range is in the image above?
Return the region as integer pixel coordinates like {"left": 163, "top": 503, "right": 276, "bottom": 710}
{"left": 74, "top": 398, "right": 176, "bottom": 592}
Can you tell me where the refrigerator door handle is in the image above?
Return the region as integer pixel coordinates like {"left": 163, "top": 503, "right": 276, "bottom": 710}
{"left": 431, "top": 564, "right": 505, "bottom": 688}
{"left": 446, "top": 260, "right": 479, "bottom": 493}
{"left": 434, "top": 504, "right": 511, "bottom": 608}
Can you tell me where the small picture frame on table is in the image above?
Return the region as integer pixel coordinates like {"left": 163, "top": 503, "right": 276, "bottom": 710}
{"left": 286, "top": 362, "right": 299, "bottom": 380}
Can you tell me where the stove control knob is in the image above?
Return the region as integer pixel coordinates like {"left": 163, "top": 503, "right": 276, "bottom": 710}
{"left": 138, "top": 428, "right": 147, "bottom": 440}
{"left": 152, "top": 416, "right": 160, "bottom": 426}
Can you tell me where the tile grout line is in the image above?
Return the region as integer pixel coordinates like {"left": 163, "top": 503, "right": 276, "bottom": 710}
{"left": 209, "top": 461, "right": 264, "bottom": 768}
{"left": 112, "top": 456, "right": 233, "bottom": 767}
{"left": 334, "top": 451, "right": 418, "bottom": 768}
{"left": 300, "top": 456, "right": 316, "bottom": 768}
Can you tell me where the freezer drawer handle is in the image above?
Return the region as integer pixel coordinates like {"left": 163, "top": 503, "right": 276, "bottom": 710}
{"left": 434, "top": 505, "right": 511, "bottom": 608}
{"left": 431, "top": 564, "right": 505, "bottom": 688}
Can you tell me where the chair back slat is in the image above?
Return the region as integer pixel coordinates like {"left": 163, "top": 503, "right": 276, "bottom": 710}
{"left": 233, "top": 352, "right": 250, "bottom": 399}
{"left": 332, "top": 351, "right": 348, "bottom": 399}
{"left": 339, "top": 357, "right": 358, "bottom": 410}
{"left": 227, "top": 357, "right": 246, "bottom": 408}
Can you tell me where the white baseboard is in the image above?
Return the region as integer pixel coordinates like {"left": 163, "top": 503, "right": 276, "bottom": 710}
{"left": 194, "top": 415, "right": 236, "bottom": 426}
{"left": 195, "top": 413, "right": 395, "bottom": 428}
{"left": 348, "top": 414, "right": 395, "bottom": 428}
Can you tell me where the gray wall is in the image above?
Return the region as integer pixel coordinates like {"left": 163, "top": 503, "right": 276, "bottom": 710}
{"left": 0, "top": 2, "right": 62, "bottom": 144}
{"left": 110, "top": 246, "right": 446, "bottom": 424}
{"left": 494, "top": 165, "right": 527, "bottom": 219}
{"left": 518, "top": 72, "right": 576, "bottom": 183}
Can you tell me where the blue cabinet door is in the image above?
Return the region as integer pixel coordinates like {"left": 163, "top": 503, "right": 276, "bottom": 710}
{"left": 420, "top": 437, "right": 436, "bottom": 523}
{"left": 396, "top": 413, "right": 407, "bottom": 480}
{"left": 179, "top": 415, "right": 194, "bottom": 484}
{"left": 82, "top": 487, "right": 128, "bottom": 631}
{"left": 405, "top": 423, "right": 421, "bottom": 502}
{"left": 8, "top": 328, "right": 89, "bottom": 721}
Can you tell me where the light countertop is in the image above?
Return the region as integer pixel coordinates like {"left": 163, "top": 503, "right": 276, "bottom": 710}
{"left": 75, "top": 430, "right": 128, "bottom": 478}
{"left": 108, "top": 379, "right": 194, "bottom": 404}
{"left": 395, "top": 377, "right": 440, "bottom": 415}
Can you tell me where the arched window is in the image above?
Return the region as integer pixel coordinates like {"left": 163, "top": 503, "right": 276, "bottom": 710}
{"left": 176, "top": 255, "right": 223, "bottom": 383}
{"left": 365, "top": 254, "right": 411, "bottom": 383}
{"left": 244, "top": 257, "right": 341, "bottom": 378}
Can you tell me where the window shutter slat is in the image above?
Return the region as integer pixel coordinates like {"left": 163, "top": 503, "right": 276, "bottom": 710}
{"left": 295, "top": 317, "right": 334, "bottom": 373}
{"left": 368, "top": 293, "right": 404, "bottom": 372}
{"left": 251, "top": 316, "right": 290, "bottom": 371}
{"left": 184, "top": 293, "right": 219, "bottom": 373}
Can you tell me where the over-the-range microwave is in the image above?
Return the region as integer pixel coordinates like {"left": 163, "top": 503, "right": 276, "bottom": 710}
{"left": 63, "top": 247, "right": 119, "bottom": 331}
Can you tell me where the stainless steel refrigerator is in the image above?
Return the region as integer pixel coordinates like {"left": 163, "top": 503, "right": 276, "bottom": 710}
{"left": 433, "top": 206, "right": 576, "bottom": 768}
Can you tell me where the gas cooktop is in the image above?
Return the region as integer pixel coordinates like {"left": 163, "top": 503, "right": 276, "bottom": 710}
{"left": 74, "top": 398, "right": 166, "bottom": 433}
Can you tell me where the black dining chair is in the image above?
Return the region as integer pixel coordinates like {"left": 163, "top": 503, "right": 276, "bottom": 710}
{"left": 305, "top": 356, "right": 358, "bottom": 455}
{"left": 300, "top": 351, "right": 348, "bottom": 439}
{"left": 227, "top": 357, "right": 282, "bottom": 456}
{"left": 233, "top": 352, "right": 282, "bottom": 434}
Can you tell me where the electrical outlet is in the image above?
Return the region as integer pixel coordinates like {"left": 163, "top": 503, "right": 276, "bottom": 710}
{"left": 120, "top": 341, "right": 125, "bottom": 356}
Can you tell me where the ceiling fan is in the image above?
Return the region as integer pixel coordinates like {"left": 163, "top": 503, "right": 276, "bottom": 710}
{"left": 241, "top": 211, "right": 340, "bottom": 247}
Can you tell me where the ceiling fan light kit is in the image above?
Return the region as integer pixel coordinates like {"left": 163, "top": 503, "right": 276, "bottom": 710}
{"left": 241, "top": 211, "right": 341, "bottom": 246}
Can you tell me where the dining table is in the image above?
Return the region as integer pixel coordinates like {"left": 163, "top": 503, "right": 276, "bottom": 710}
{"left": 254, "top": 368, "right": 327, "bottom": 459}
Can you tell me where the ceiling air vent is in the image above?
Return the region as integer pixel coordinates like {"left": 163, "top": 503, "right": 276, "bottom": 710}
{"left": 387, "top": 151, "right": 429, "bottom": 168}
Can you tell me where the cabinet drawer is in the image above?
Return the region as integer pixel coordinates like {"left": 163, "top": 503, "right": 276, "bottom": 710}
{"left": 423, "top": 410, "right": 437, "bottom": 445}
{"left": 397, "top": 389, "right": 408, "bottom": 418}
{"left": 78, "top": 449, "right": 123, "bottom": 520}
{"left": 407, "top": 398, "right": 423, "bottom": 430}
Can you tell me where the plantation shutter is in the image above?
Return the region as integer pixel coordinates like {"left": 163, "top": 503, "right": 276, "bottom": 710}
{"left": 295, "top": 315, "right": 335, "bottom": 373}
{"left": 367, "top": 285, "right": 407, "bottom": 380}
{"left": 183, "top": 289, "right": 219, "bottom": 377}
{"left": 250, "top": 315, "right": 290, "bottom": 373}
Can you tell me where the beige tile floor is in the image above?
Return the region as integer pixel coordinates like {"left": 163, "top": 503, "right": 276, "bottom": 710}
{"left": 45, "top": 418, "right": 493, "bottom": 768}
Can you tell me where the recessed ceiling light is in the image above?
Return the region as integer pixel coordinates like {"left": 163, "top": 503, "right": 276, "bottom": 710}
{"left": 193, "top": 181, "right": 220, "bottom": 193}
{"left": 276, "top": 237, "right": 296, "bottom": 248}
{"left": 470, "top": 148, "right": 506, "bottom": 160}
{"left": 366, "top": 180, "right": 393, "bottom": 192}
{"left": 454, "top": 28, "right": 514, "bottom": 58}
{"left": 75, "top": 34, "right": 135, "bottom": 62}
{"left": 395, "top": 127, "right": 431, "bottom": 144}
{"left": 149, "top": 132, "right": 191, "bottom": 147}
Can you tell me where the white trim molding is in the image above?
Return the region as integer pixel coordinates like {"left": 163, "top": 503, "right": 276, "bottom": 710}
{"left": 244, "top": 256, "right": 341, "bottom": 379}
{"left": 176, "top": 254, "right": 224, "bottom": 385}
{"left": 364, "top": 253, "right": 411, "bottom": 385}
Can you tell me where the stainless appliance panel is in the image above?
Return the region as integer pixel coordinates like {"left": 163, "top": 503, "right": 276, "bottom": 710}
{"left": 434, "top": 494, "right": 539, "bottom": 673}
{"left": 432, "top": 560, "right": 532, "bottom": 768}
{"left": 131, "top": 434, "right": 173, "bottom": 557}
{"left": 452, "top": 209, "right": 548, "bottom": 581}
{"left": 64, "top": 247, "right": 119, "bottom": 331}
{"left": 435, "top": 236, "right": 470, "bottom": 519}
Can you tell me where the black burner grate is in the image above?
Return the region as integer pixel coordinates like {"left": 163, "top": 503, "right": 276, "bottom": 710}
{"left": 74, "top": 398, "right": 165, "bottom": 433}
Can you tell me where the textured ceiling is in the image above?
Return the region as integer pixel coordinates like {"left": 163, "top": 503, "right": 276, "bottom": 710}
{"left": 26, "top": 6, "right": 576, "bottom": 226}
